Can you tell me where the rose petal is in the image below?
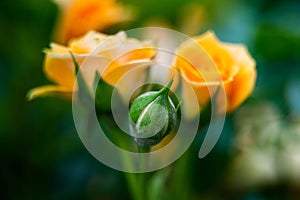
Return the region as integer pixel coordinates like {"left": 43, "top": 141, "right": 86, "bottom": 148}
{"left": 27, "top": 85, "right": 72, "bottom": 100}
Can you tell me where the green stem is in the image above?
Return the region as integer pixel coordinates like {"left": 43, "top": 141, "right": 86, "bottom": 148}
{"left": 137, "top": 145, "right": 151, "bottom": 200}
{"left": 138, "top": 146, "right": 151, "bottom": 153}
{"left": 125, "top": 172, "right": 144, "bottom": 200}
{"left": 123, "top": 145, "right": 151, "bottom": 200}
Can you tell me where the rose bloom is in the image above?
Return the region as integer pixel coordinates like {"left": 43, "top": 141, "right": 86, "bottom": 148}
{"left": 28, "top": 30, "right": 155, "bottom": 100}
{"left": 53, "top": 0, "right": 130, "bottom": 43}
{"left": 174, "top": 31, "right": 256, "bottom": 118}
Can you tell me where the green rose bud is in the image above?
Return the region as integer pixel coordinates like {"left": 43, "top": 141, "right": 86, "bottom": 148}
{"left": 129, "top": 81, "right": 178, "bottom": 147}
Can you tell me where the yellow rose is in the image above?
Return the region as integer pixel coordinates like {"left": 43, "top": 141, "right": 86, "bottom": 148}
{"left": 53, "top": 0, "right": 130, "bottom": 43}
{"left": 174, "top": 31, "right": 256, "bottom": 118}
{"left": 28, "top": 30, "right": 155, "bottom": 100}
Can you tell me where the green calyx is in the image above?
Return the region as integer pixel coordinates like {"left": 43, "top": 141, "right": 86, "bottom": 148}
{"left": 129, "top": 81, "right": 178, "bottom": 147}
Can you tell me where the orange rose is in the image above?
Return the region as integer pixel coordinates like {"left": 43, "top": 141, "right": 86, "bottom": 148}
{"left": 174, "top": 31, "right": 256, "bottom": 118}
{"left": 53, "top": 0, "right": 130, "bottom": 43}
{"left": 28, "top": 30, "right": 155, "bottom": 100}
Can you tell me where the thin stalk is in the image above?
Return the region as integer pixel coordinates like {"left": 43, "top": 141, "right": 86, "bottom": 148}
{"left": 137, "top": 145, "right": 151, "bottom": 200}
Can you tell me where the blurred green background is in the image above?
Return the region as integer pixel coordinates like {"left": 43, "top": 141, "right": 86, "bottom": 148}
{"left": 1, "top": 0, "right": 300, "bottom": 199}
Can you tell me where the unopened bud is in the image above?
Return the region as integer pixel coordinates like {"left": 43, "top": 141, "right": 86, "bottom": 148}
{"left": 129, "top": 81, "right": 178, "bottom": 147}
